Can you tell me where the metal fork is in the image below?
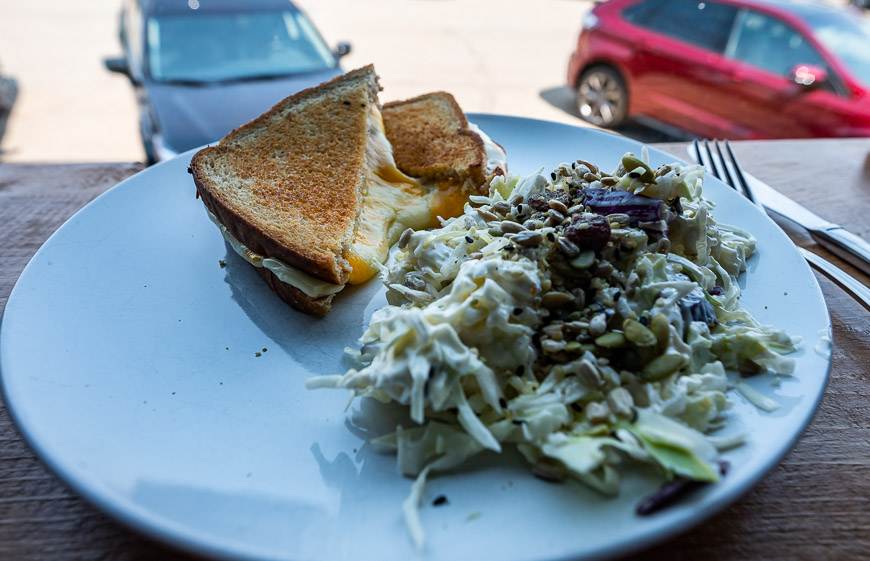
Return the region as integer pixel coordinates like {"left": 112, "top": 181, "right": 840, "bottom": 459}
{"left": 693, "top": 139, "right": 870, "bottom": 311}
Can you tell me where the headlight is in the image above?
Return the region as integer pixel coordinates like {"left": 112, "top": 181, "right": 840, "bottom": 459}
{"left": 583, "top": 13, "right": 599, "bottom": 29}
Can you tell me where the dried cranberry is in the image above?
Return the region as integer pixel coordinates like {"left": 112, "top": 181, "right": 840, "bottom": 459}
{"left": 565, "top": 215, "right": 611, "bottom": 250}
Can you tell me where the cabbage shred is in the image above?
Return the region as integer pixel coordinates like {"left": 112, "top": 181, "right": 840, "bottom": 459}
{"left": 306, "top": 154, "right": 797, "bottom": 548}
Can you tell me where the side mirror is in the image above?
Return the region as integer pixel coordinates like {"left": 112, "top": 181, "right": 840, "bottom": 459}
{"left": 103, "top": 56, "right": 130, "bottom": 76}
{"left": 333, "top": 42, "right": 352, "bottom": 60}
{"left": 791, "top": 64, "right": 828, "bottom": 89}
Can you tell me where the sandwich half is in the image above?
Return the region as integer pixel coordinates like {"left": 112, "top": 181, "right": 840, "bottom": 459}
{"left": 191, "top": 67, "right": 506, "bottom": 316}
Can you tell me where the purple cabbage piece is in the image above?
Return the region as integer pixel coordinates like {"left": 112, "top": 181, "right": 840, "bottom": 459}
{"left": 582, "top": 188, "right": 663, "bottom": 224}
{"left": 679, "top": 293, "right": 718, "bottom": 328}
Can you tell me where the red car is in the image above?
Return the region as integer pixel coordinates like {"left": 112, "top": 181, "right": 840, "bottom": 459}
{"left": 567, "top": 0, "right": 870, "bottom": 138}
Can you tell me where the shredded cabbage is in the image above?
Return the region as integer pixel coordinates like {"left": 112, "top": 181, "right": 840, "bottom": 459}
{"left": 306, "top": 153, "right": 798, "bottom": 547}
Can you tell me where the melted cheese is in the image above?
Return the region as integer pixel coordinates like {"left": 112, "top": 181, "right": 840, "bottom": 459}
{"left": 344, "top": 106, "right": 472, "bottom": 285}
{"left": 205, "top": 209, "right": 344, "bottom": 298}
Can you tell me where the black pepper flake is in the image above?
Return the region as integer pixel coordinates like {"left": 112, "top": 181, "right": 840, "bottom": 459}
{"left": 512, "top": 419, "right": 524, "bottom": 425}
{"left": 517, "top": 204, "right": 524, "bottom": 214}
{"left": 465, "top": 235, "right": 474, "bottom": 243}
{"left": 639, "top": 316, "right": 649, "bottom": 326}
{"left": 342, "top": 100, "right": 350, "bottom": 106}
{"left": 225, "top": 346, "right": 229, "bottom": 350}
{"left": 262, "top": 347, "right": 268, "bottom": 353}
{"left": 255, "top": 352, "right": 262, "bottom": 357}
{"left": 570, "top": 402, "right": 583, "bottom": 412}
{"left": 515, "top": 365, "right": 524, "bottom": 376}
{"left": 218, "top": 259, "right": 227, "bottom": 268}
{"left": 613, "top": 290, "right": 621, "bottom": 302}
{"left": 432, "top": 495, "right": 448, "bottom": 506}
{"left": 513, "top": 307, "right": 523, "bottom": 315}
{"left": 550, "top": 172, "right": 556, "bottom": 180}
{"left": 499, "top": 397, "right": 508, "bottom": 408}
{"left": 546, "top": 232, "right": 556, "bottom": 242}
{"left": 628, "top": 171, "right": 641, "bottom": 179}
{"left": 571, "top": 162, "right": 576, "bottom": 169}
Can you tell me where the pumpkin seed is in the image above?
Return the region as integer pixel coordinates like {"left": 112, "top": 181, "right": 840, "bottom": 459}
{"left": 595, "top": 332, "right": 625, "bottom": 348}
{"left": 650, "top": 314, "right": 670, "bottom": 351}
{"left": 623, "top": 319, "right": 657, "bottom": 347}
{"left": 621, "top": 155, "right": 655, "bottom": 183}
{"left": 607, "top": 387, "right": 635, "bottom": 418}
{"left": 642, "top": 352, "right": 687, "bottom": 381}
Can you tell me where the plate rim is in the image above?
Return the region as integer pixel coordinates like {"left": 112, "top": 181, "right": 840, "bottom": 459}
{"left": 0, "top": 113, "right": 832, "bottom": 561}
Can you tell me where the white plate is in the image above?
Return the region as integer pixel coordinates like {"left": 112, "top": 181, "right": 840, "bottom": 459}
{"left": 0, "top": 115, "right": 830, "bottom": 561}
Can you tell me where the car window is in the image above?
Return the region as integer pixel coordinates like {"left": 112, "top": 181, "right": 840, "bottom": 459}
{"left": 146, "top": 11, "right": 336, "bottom": 83}
{"left": 623, "top": 0, "right": 738, "bottom": 53}
{"left": 728, "top": 10, "right": 826, "bottom": 78}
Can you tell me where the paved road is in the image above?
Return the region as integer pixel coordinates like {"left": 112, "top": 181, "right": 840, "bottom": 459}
{"left": 0, "top": 0, "right": 670, "bottom": 163}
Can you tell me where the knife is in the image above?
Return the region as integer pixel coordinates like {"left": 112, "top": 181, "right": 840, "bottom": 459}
{"left": 747, "top": 175, "right": 870, "bottom": 276}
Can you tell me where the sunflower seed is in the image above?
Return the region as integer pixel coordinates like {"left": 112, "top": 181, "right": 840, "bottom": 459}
{"left": 397, "top": 228, "right": 413, "bottom": 249}
{"left": 599, "top": 176, "right": 618, "bottom": 187}
{"left": 607, "top": 387, "right": 635, "bottom": 418}
{"left": 589, "top": 313, "right": 608, "bottom": 336}
{"left": 547, "top": 209, "right": 565, "bottom": 222}
{"left": 477, "top": 208, "right": 499, "bottom": 221}
{"left": 586, "top": 401, "right": 611, "bottom": 423}
{"left": 557, "top": 237, "right": 580, "bottom": 257}
{"left": 542, "top": 291, "right": 574, "bottom": 308}
{"left": 576, "top": 159, "right": 599, "bottom": 175}
{"left": 511, "top": 230, "right": 543, "bottom": 246}
{"left": 583, "top": 172, "right": 599, "bottom": 182}
{"left": 500, "top": 221, "right": 526, "bottom": 234}
{"left": 541, "top": 339, "right": 567, "bottom": 353}
{"left": 492, "top": 201, "right": 510, "bottom": 214}
{"left": 547, "top": 199, "right": 569, "bottom": 214}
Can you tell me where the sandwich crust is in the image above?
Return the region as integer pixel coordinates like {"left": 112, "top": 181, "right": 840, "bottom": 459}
{"left": 191, "top": 65, "right": 380, "bottom": 287}
{"left": 383, "top": 91, "right": 487, "bottom": 188}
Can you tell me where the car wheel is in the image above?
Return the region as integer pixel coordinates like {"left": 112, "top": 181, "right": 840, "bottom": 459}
{"left": 575, "top": 66, "right": 628, "bottom": 128}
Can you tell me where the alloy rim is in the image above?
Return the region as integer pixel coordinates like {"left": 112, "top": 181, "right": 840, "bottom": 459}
{"left": 577, "top": 71, "right": 624, "bottom": 126}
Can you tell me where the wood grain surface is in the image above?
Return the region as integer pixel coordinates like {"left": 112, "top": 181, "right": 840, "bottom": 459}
{"left": 1, "top": 140, "right": 868, "bottom": 561}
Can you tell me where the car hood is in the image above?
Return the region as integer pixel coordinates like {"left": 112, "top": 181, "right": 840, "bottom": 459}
{"left": 145, "top": 68, "right": 342, "bottom": 154}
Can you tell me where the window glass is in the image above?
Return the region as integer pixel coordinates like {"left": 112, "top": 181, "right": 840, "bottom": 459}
{"left": 805, "top": 12, "right": 870, "bottom": 87}
{"left": 623, "top": 0, "right": 738, "bottom": 53}
{"left": 146, "top": 11, "right": 336, "bottom": 83}
{"left": 729, "top": 10, "right": 826, "bottom": 77}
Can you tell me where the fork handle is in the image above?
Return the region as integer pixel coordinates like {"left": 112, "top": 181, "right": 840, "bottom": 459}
{"left": 810, "top": 226, "right": 870, "bottom": 278}
{"left": 799, "top": 247, "right": 870, "bottom": 311}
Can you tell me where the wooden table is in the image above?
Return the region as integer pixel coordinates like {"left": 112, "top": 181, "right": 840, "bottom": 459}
{"left": 1, "top": 140, "right": 868, "bottom": 561}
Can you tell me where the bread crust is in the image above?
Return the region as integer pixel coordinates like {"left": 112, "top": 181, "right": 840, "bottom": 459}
{"left": 254, "top": 267, "right": 334, "bottom": 316}
{"left": 190, "top": 65, "right": 379, "bottom": 286}
{"left": 383, "top": 91, "right": 487, "bottom": 188}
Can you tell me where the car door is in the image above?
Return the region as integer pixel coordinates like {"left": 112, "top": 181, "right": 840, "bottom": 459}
{"left": 621, "top": 0, "right": 740, "bottom": 137}
{"left": 717, "top": 9, "right": 848, "bottom": 138}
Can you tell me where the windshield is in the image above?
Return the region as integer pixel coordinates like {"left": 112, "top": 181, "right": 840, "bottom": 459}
{"left": 146, "top": 11, "right": 336, "bottom": 83}
{"left": 805, "top": 11, "right": 870, "bottom": 87}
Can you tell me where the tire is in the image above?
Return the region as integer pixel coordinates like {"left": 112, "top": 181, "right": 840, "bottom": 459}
{"left": 575, "top": 65, "right": 628, "bottom": 128}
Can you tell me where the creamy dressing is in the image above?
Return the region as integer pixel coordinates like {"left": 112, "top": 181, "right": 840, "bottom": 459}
{"left": 467, "top": 121, "right": 507, "bottom": 175}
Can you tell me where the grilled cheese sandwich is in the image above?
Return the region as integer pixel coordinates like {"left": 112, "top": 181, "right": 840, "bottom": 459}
{"left": 192, "top": 68, "right": 506, "bottom": 315}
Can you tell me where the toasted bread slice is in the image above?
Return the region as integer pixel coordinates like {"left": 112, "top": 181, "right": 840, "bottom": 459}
{"left": 191, "top": 65, "right": 379, "bottom": 288}
{"left": 383, "top": 92, "right": 492, "bottom": 189}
